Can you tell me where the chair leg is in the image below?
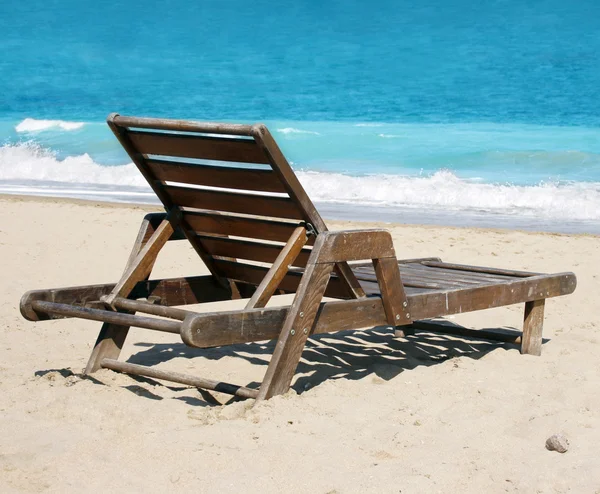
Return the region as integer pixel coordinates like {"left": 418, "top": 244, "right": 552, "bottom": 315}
{"left": 84, "top": 214, "right": 162, "bottom": 374}
{"left": 84, "top": 323, "right": 130, "bottom": 374}
{"left": 257, "top": 262, "right": 333, "bottom": 401}
{"left": 521, "top": 299, "right": 545, "bottom": 356}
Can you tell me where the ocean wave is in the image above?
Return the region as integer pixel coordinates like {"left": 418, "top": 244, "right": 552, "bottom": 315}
{"left": 15, "top": 118, "right": 85, "bottom": 133}
{"left": 0, "top": 142, "right": 144, "bottom": 186}
{"left": 296, "top": 170, "right": 600, "bottom": 221}
{"left": 1, "top": 142, "right": 599, "bottom": 221}
{"left": 277, "top": 127, "right": 320, "bottom": 135}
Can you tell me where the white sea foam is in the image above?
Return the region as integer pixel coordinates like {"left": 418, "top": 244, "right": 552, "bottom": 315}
{"left": 15, "top": 118, "right": 85, "bottom": 132}
{"left": 1, "top": 142, "right": 599, "bottom": 222}
{"left": 378, "top": 134, "right": 403, "bottom": 138}
{"left": 0, "top": 142, "right": 144, "bottom": 186}
{"left": 296, "top": 170, "right": 600, "bottom": 221}
{"left": 277, "top": 127, "right": 320, "bottom": 135}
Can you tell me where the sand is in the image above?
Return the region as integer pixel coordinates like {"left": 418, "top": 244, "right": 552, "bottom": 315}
{"left": 0, "top": 195, "right": 598, "bottom": 493}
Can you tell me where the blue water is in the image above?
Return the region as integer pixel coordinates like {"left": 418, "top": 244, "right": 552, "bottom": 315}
{"left": 1, "top": 1, "right": 600, "bottom": 232}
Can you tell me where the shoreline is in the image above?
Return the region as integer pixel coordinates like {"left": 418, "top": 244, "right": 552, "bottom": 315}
{"left": 2, "top": 192, "right": 598, "bottom": 238}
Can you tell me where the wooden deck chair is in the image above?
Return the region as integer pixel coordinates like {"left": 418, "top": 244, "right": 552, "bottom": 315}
{"left": 20, "top": 115, "right": 577, "bottom": 402}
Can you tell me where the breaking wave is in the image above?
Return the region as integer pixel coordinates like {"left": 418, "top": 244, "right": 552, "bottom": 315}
{"left": 1, "top": 142, "right": 599, "bottom": 222}
{"left": 15, "top": 118, "right": 85, "bottom": 133}
{"left": 277, "top": 127, "right": 320, "bottom": 135}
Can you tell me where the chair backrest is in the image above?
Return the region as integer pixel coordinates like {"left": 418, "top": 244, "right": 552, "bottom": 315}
{"left": 107, "top": 115, "right": 360, "bottom": 298}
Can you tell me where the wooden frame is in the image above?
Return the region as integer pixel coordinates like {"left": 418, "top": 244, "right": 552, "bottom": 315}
{"left": 19, "top": 115, "right": 578, "bottom": 404}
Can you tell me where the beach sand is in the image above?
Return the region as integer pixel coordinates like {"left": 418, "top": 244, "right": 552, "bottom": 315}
{"left": 1, "top": 195, "right": 598, "bottom": 493}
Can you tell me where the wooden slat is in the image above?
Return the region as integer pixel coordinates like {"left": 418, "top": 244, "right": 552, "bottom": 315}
{"left": 112, "top": 115, "right": 254, "bottom": 136}
{"left": 180, "top": 273, "right": 576, "bottom": 348}
{"left": 128, "top": 130, "right": 270, "bottom": 164}
{"left": 196, "top": 234, "right": 311, "bottom": 267}
{"left": 146, "top": 159, "right": 287, "bottom": 193}
{"left": 353, "top": 268, "right": 462, "bottom": 290}
{"left": 165, "top": 185, "right": 303, "bottom": 220}
{"left": 212, "top": 259, "right": 348, "bottom": 298}
{"left": 182, "top": 211, "right": 314, "bottom": 244}
{"left": 398, "top": 266, "right": 495, "bottom": 287}
{"left": 354, "top": 263, "right": 514, "bottom": 288}
{"left": 399, "top": 264, "right": 516, "bottom": 285}
{"left": 421, "top": 261, "right": 537, "bottom": 278}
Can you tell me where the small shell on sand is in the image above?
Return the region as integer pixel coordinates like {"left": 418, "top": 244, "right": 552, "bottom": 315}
{"left": 545, "top": 434, "right": 569, "bottom": 453}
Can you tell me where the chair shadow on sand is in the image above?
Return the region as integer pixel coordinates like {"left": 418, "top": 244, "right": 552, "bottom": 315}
{"left": 84, "top": 320, "right": 547, "bottom": 406}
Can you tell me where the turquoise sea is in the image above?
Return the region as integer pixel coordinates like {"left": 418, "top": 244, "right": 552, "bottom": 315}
{"left": 1, "top": 1, "right": 599, "bottom": 232}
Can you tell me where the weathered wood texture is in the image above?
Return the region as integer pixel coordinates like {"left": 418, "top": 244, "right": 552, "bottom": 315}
{"left": 373, "top": 257, "right": 411, "bottom": 325}
{"left": 86, "top": 211, "right": 169, "bottom": 373}
{"left": 181, "top": 273, "right": 576, "bottom": 348}
{"left": 521, "top": 299, "right": 545, "bottom": 356}
{"left": 211, "top": 259, "right": 350, "bottom": 299}
{"left": 20, "top": 115, "right": 579, "bottom": 403}
{"left": 196, "top": 234, "right": 311, "bottom": 267}
{"left": 182, "top": 210, "right": 314, "bottom": 244}
{"left": 20, "top": 275, "right": 232, "bottom": 321}
{"left": 128, "top": 131, "right": 270, "bottom": 164}
{"left": 103, "top": 215, "right": 176, "bottom": 307}
{"left": 33, "top": 300, "right": 181, "bottom": 333}
{"left": 251, "top": 123, "right": 364, "bottom": 298}
{"left": 112, "top": 297, "right": 189, "bottom": 320}
{"left": 147, "top": 159, "right": 286, "bottom": 193}
{"left": 101, "top": 359, "right": 258, "bottom": 399}
{"left": 107, "top": 115, "right": 364, "bottom": 299}
{"left": 246, "top": 226, "right": 308, "bottom": 309}
{"left": 85, "top": 323, "right": 130, "bottom": 375}
{"left": 258, "top": 262, "right": 334, "bottom": 400}
{"left": 163, "top": 185, "right": 304, "bottom": 220}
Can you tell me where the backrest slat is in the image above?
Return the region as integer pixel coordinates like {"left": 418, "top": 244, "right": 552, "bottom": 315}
{"left": 196, "top": 234, "right": 311, "bottom": 267}
{"left": 108, "top": 114, "right": 362, "bottom": 299}
{"left": 164, "top": 185, "right": 304, "bottom": 220}
{"left": 128, "top": 130, "right": 270, "bottom": 164}
{"left": 212, "top": 259, "right": 348, "bottom": 298}
{"left": 146, "top": 159, "right": 287, "bottom": 193}
{"left": 182, "top": 211, "right": 316, "bottom": 246}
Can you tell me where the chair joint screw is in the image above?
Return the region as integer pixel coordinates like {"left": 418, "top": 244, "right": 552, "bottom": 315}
{"left": 403, "top": 301, "right": 408, "bottom": 307}
{"left": 303, "top": 328, "right": 308, "bottom": 334}
{"left": 290, "top": 329, "right": 296, "bottom": 335}
{"left": 406, "top": 313, "right": 411, "bottom": 319}
{"left": 395, "top": 314, "right": 400, "bottom": 320}
{"left": 299, "top": 312, "right": 304, "bottom": 317}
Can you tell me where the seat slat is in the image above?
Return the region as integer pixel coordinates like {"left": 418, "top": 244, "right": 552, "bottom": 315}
{"left": 420, "top": 261, "right": 537, "bottom": 278}
{"left": 128, "top": 130, "right": 270, "bottom": 164}
{"left": 146, "top": 159, "right": 287, "bottom": 193}
{"left": 164, "top": 185, "right": 304, "bottom": 220}
{"left": 182, "top": 210, "right": 315, "bottom": 245}
{"left": 399, "top": 264, "right": 515, "bottom": 285}
{"left": 196, "top": 234, "right": 312, "bottom": 267}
